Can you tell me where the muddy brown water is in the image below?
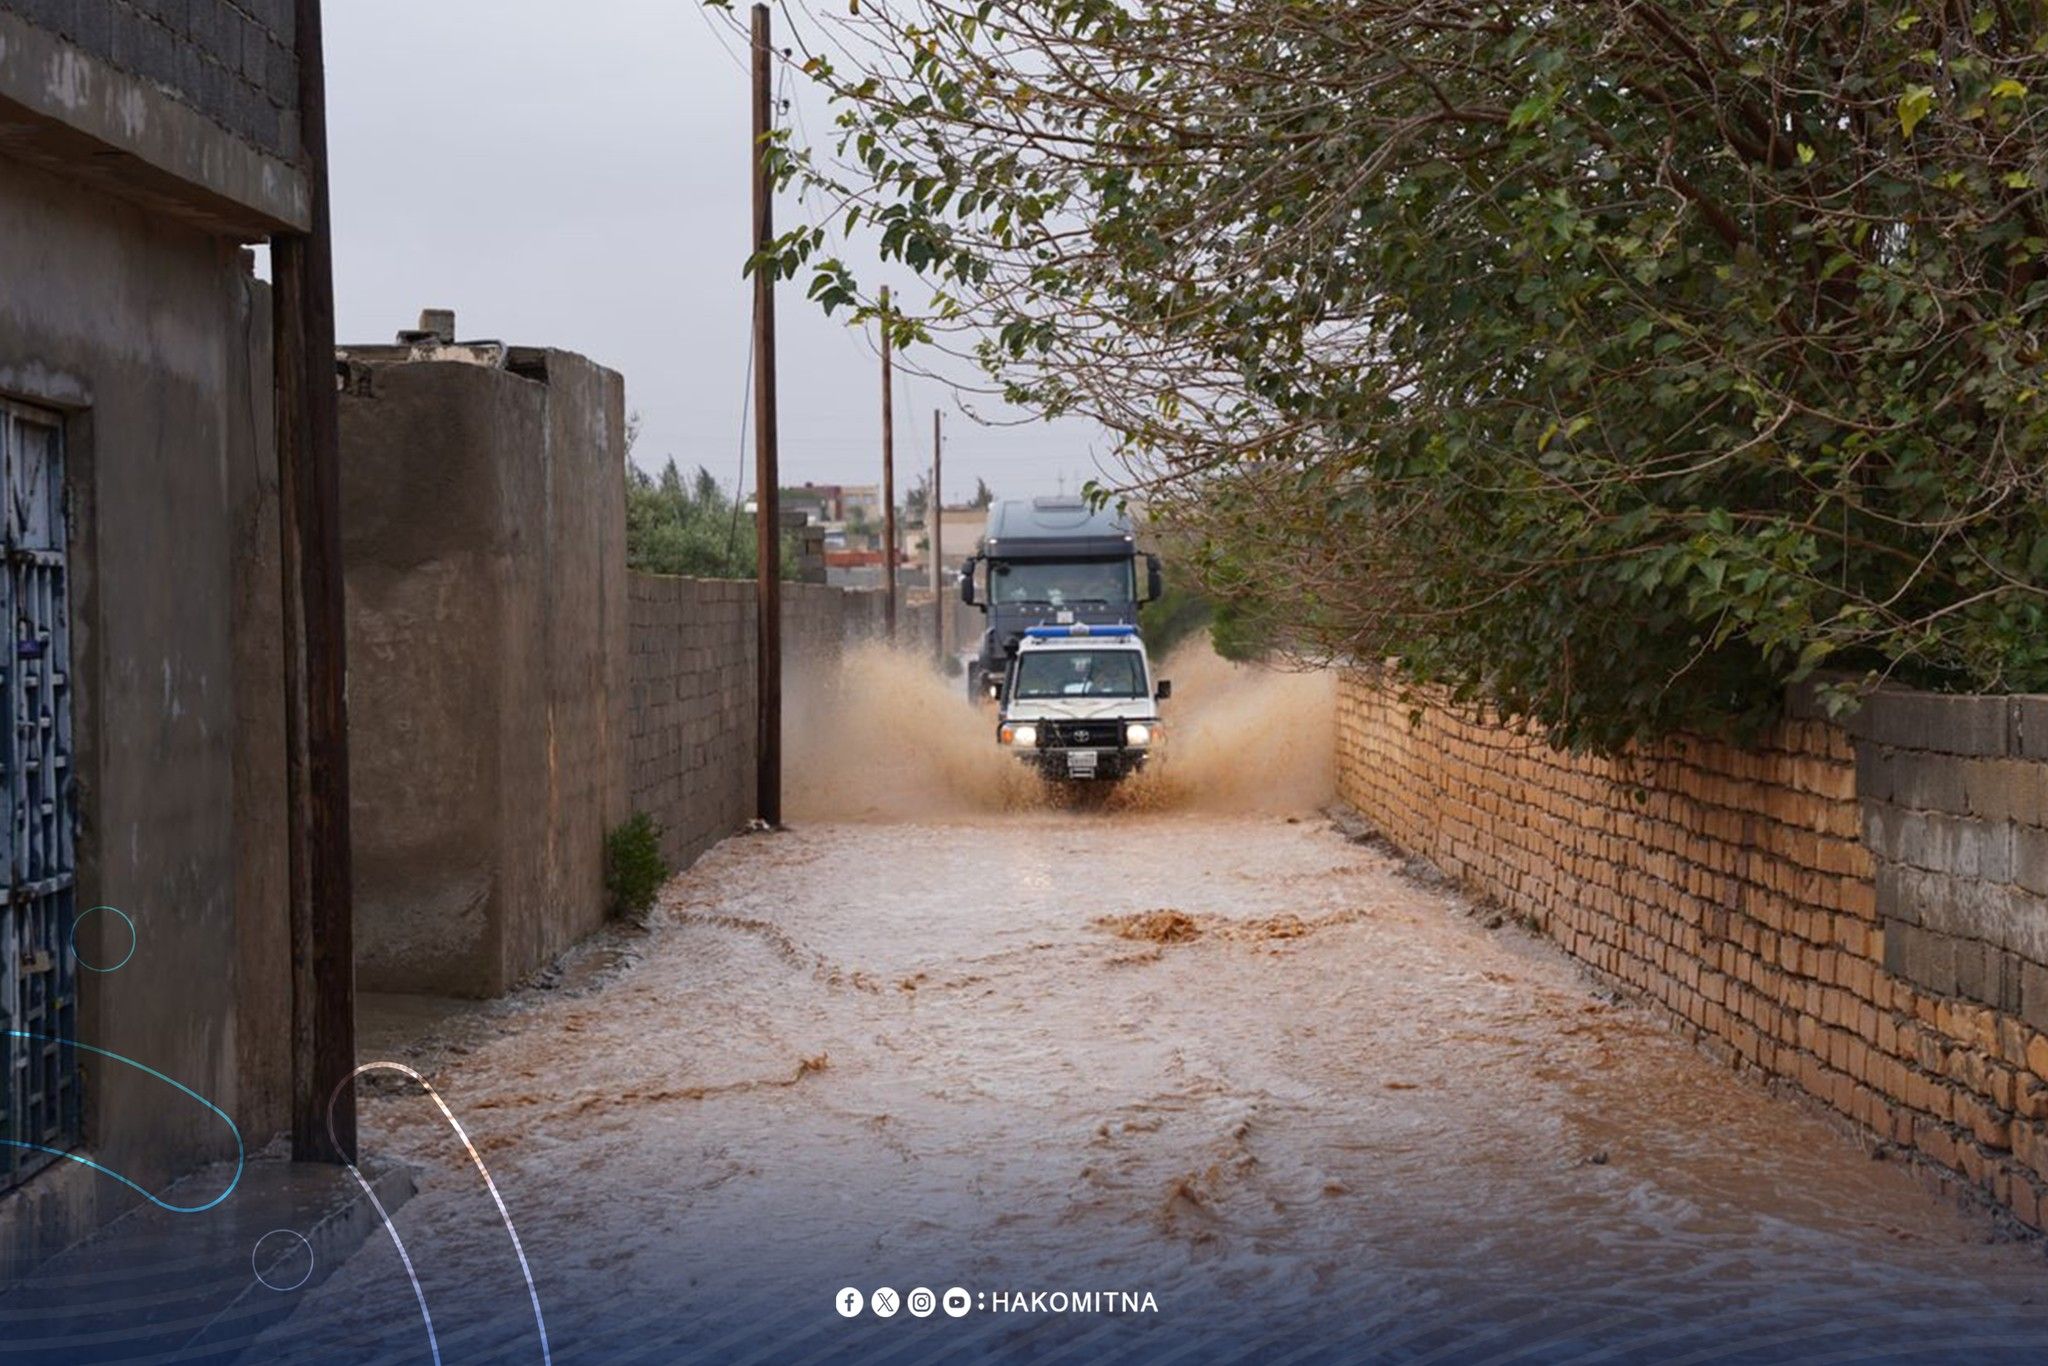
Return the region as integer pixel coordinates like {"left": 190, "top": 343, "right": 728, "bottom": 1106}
{"left": 246, "top": 810, "right": 2048, "bottom": 1364}
{"left": 245, "top": 654, "right": 2048, "bottom": 1363}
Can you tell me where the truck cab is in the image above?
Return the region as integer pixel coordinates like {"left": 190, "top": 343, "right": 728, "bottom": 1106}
{"left": 959, "top": 497, "right": 1163, "bottom": 702}
{"left": 996, "top": 625, "right": 1171, "bottom": 782}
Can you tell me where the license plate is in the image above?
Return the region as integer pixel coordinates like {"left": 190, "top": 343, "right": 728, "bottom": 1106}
{"left": 1066, "top": 750, "right": 1099, "bottom": 778}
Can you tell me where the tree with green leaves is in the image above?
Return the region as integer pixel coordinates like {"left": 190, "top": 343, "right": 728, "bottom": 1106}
{"left": 627, "top": 458, "right": 776, "bottom": 579}
{"left": 749, "top": 0, "right": 2048, "bottom": 748}
{"left": 903, "top": 469, "right": 931, "bottom": 524}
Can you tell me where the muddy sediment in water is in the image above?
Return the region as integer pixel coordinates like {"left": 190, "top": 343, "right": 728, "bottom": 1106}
{"left": 258, "top": 812, "right": 2048, "bottom": 1363}
{"left": 248, "top": 642, "right": 2048, "bottom": 1362}
{"left": 1098, "top": 908, "right": 1203, "bottom": 943}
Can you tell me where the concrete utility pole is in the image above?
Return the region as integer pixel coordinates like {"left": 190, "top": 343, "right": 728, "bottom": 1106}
{"left": 932, "top": 408, "right": 944, "bottom": 663}
{"left": 751, "top": 2, "right": 782, "bottom": 827}
{"left": 276, "top": 0, "right": 356, "bottom": 1164}
{"left": 879, "top": 285, "right": 898, "bottom": 640}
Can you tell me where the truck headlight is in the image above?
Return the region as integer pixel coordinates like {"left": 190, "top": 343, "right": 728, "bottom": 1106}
{"left": 1125, "top": 722, "right": 1153, "bottom": 746}
{"left": 1001, "top": 723, "right": 1038, "bottom": 747}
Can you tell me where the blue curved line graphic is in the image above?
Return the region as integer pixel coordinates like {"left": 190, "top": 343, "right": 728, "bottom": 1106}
{"left": 1, "top": 1031, "right": 243, "bottom": 1213}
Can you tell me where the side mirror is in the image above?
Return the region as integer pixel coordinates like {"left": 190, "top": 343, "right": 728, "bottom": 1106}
{"left": 1145, "top": 553, "right": 1164, "bottom": 603}
{"left": 1156, "top": 680, "right": 1172, "bottom": 701}
{"left": 959, "top": 556, "right": 978, "bottom": 606}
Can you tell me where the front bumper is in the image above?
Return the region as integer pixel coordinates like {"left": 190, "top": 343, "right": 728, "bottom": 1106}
{"left": 1015, "top": 746, "right": 1150, "bottom": 781}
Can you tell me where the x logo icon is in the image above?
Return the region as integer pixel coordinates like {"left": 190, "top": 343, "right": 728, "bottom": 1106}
{"left": 872, "top": 1288, "right": 900, "bottom": 1316}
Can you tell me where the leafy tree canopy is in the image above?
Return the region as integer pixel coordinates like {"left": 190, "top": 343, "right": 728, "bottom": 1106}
{"left": 628, "top": 458, "right": 772, "bottom": 579}
{"left": 751, "top": 0, "right": 2048, "bottom": 748}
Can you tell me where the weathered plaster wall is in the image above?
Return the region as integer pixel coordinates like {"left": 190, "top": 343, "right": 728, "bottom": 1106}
{"left": 522, "top": 349, "right": 628, "bottom": 981}
{"left": 0, "top": 153, "right": 286, "bottom": 1274}
{"left": 341, "top": 350, "right": 627, "bottom": 999}
{"left": 1337, "top": 670, "right": 2048, "bottom": 1232}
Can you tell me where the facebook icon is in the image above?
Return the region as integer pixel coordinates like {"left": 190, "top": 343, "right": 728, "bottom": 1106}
{"left": 836, "top": 1287, "right": 866, "bottom": 1318}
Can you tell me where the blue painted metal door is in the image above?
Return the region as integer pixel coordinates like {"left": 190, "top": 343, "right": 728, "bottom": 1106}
{"left": 0, "top": 399, "right": 78, "bottom": 1195}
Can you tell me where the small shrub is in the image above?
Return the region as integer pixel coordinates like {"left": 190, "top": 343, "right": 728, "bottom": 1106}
{"left": 604, "top": 813, "right": 669, "bottom": 920}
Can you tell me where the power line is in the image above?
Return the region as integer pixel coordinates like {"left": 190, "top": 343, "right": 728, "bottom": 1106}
{"left": 692, "top": 0, "right": 749, "bottom": 75}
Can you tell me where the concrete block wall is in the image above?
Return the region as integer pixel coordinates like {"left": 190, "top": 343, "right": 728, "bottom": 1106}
{"left": 626, "top": 576, "right": 756, "bottom": 873}
{"left": 11, "top": 0, "right": 299, "bottom": 159}
{"left": 625, "top": 576, "right": 899, "bottom": 872}
{"left": 1336, "top": 672, "right": 2048, "bottom": 1230}
{"left": 1860, "top": 697, "right": 2048, "bottom": 1027}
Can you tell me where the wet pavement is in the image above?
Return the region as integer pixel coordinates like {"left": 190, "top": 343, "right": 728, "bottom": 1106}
{"left": 241, "top": 807, "right": 2048, "bottom": 1364}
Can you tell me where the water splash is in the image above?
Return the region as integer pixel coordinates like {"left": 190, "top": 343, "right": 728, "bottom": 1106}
{"left": 784, "top": 638, "right": 1335, "bottom": 820}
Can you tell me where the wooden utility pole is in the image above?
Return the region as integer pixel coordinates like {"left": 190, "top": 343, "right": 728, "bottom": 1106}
{"left": 276, "top": 0, "right": 356, "bottom": 1164}
{"left": 931, "top": 409, "right": 944, "bottom": 663}
{"left": 879, "top": 285, "right": 898, "bottom": 640}
{"left": 751, "top": 1, "right": 782, "bottom": 827}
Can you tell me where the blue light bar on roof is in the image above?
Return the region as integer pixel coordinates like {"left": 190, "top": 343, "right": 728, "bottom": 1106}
{"left": 1023, "top": 623, "right": 1140, "bottom": 639}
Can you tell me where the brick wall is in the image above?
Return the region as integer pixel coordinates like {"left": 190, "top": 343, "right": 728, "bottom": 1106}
{"left": 1336, "top": 670, "right": 2048, "bottom": 1229}
{"left": 12, "top": 0, "right": 298, "bottom": 159}
{"left": 625, "top": 575, "right": 898, "bottom": 871}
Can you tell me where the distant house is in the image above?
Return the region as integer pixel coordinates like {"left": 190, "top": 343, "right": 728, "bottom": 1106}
{"left": 0, "top": 0, "right": 313, "bottom": 1271}
{"left": 933, "top": 503, "right": 988, "bottom": 572}
{"left": 780, "top": 484, "right": 836, "bottom": 524}
{"left": 778, "top": 482, "right": 883, "bottom": 529}
{"left": 907, "top": 503, "right": 991, "bottom": 576}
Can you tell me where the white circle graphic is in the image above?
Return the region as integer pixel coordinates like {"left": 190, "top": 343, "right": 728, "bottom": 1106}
{"left": 942, "top": 1285, "right": 972, "bottom": 1318}
{"left": 835, "top": 1286, "right": 865, "bottom": 1318}
{"left": 871, "top": 1286, "right": 900, "bottom": 1317}
{"left": 252, "top": 1228, "right": 315, "bottom": 1292}
{"left": 907, "top": 1286, "right": 937, "bottom": 1318}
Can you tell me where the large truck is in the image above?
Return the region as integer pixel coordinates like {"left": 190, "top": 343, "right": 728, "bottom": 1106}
{"left": 958, "top": 496, "right": 1162, "bottom": 701}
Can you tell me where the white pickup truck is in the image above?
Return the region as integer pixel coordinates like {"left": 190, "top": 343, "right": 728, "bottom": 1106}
{"left": 995, "top": 625, "right": 1170, "bottom": 782}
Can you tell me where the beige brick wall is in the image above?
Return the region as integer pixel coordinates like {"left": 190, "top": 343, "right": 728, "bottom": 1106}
{"left": 1337, "top": 670, "right": 2048, "bottom": 1228}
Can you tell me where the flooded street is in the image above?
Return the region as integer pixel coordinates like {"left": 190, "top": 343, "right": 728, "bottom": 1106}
{"left": 253, "top": 804, "right": 2048, "bottom": 1364}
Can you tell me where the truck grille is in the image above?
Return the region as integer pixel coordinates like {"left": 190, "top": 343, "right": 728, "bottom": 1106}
{"left": 1043, "top": 719, "right": 1123, "bottom": 749}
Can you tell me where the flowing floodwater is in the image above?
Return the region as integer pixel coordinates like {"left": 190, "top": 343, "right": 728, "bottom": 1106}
{"left": 247, "top": 657, "right": 2048, "bottom": 1364}
{"left": 784, "top": 641, "right": 1338, "bottom": 821}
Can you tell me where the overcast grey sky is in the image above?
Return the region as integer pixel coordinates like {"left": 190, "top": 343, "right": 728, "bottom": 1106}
{"left": 322, "top": 0, "right": 1105, "bottom": 503}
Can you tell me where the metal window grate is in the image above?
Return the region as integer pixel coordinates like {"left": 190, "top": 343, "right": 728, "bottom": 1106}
{"left": 0, "top": 400, "right": 78, "bottom": 1196}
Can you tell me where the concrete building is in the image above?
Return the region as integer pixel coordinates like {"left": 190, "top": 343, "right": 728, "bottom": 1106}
{"left": 780, "top": 482, "right": 881, "bottom": 528}
{"left": 339, "top": 314, "right": 630, "bottom": 998}
{"left": 0, "top": 0, "right": 308, "bottom": 1272}
{"left": 931, "top": 503, "right": 987, "bottom": 571}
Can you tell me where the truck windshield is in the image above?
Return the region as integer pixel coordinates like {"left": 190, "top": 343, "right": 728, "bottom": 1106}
{"left": 989, "top": 560, "right": 1134, "bottom": 606}
{"left": 1012, "top": 650, "right": 1147, "bottom": 699}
